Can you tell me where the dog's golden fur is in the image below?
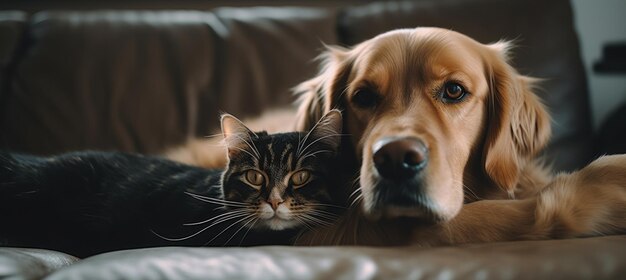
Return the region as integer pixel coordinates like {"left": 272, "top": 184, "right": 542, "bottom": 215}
{"left": 168, "top": 27, "right": 626, "bottom": 246}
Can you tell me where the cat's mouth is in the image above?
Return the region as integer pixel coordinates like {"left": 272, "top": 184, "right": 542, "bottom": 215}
{"left": 259, "top": 217, "right": 300, "bottom": 231}
{"left": 256, "top": 203, "right": 300, "bottom": 230}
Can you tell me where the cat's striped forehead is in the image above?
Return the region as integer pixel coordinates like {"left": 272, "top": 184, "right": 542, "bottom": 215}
{"left": 227, "top": 127, "right": 338, "bottom": 175}
{"left": 257, "top": 132, "right": 303, "bottom": 171}
{"left": 228, "top": 131, "right": 296, "bottom": 163}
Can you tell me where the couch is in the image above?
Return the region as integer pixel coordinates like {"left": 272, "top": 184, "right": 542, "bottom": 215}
{"left": 1, "top": 0, "right": 624, "bottom": 279}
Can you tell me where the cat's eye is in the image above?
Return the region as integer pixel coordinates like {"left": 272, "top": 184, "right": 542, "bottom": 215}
{"left": 291, "top": 170, "right": 311, "bottom": 187}
{"left": 245, "top": 170, "right": 265, "bottom": 188}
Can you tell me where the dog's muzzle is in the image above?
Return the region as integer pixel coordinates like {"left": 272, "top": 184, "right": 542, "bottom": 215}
{"left": 370, "top": 136, "right": 435, "bottom": 220}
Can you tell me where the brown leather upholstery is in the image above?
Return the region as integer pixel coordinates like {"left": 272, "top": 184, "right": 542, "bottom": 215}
{"left": 0, "top": 8, "right": 337, "bottom": 155}
{"left": 2, "top": 11, "right": 219, "bottom": 154}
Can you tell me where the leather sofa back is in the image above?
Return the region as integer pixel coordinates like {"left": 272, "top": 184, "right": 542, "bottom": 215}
{"left": 0, "top": 9, "right": 337, "bottom": 154}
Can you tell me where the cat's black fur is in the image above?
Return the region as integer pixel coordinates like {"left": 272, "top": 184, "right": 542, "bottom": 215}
{"left": 0, "top": 151, "right": 242, "bottom": 257}
{"left": 0, "top": 111, "right": 344, "bottom": 258}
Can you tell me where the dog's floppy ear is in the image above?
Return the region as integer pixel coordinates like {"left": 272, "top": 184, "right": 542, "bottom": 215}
{"left": 483, "top": 42, "right": 551, "bottom": 195}
{"left": 294, "top": 45, "right": 353, "bottom": 131}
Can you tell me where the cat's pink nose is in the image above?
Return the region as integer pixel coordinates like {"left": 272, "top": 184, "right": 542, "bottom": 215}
{"left": 268, "top": 198, "right": 284, "bottom": 210}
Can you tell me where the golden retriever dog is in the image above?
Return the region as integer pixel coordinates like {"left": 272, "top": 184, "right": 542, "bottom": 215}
{"left": 169, "top": 27, "right": 626, "bottom": 246}
{"left": 292, "top": 27, "right": 626, "bottom": 245}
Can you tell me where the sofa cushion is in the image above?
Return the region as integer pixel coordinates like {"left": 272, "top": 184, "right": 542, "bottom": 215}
{"left": 0, "top": 247, "right": 78, "bottom": 280}
{"left": 45, "top": 236, "right": 626, "bottom": 280}
{"left": 338, "top": 0, "right": 592, "bottom": 171}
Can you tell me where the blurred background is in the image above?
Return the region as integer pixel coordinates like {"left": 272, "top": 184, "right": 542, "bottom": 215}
{"left": 571, "top": 0, "right": 626, "bottom": 131}
{"left": 0, "top": 0, "right": 624, "bottom": 171}
{"left": 1, "top": 0, "right": 624, "bottom": 131}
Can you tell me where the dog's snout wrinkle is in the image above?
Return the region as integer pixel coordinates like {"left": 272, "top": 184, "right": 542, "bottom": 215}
{"left": 372, "top": 137, "right": 428, "bottom": 180}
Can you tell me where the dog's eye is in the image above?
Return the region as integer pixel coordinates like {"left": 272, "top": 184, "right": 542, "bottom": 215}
{"left": 352, "top": 88, "right": 380, "bottom": 108}
{"left": 440, "top": 82, "right": 468, "bottom": 103}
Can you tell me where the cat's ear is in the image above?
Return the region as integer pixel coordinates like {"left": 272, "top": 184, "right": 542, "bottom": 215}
{"left": 221, "top": 114, "right": 255, "bottom": 151}
{"left": 307, "top": 109, "right": 343, "bottom": 152}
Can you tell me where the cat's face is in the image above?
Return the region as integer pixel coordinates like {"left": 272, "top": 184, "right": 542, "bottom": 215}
{"left": 220, "top": 110, "right": 342, "bottom": 231}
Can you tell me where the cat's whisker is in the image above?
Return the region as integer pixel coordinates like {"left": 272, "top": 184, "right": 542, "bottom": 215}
{"left": 307, "top": 213, "right": 337, "bottom": 224}
{"left": 296, "top": 128, "right": 311, "bottom": 157}
{"left": 348, "top": 187, "right": 362, "bottom": 200}
{"left": 150, "top": 227, "right": 213, "bottom": 243}
{"left": 291, "top": 208, "right": 338, "bottom": 219}
{"left": 225, "top": 146, "right": 258, "bottom": 161}
{"left": 238, "top": 218, "right": 259, "bottom": 246}
{"left": 210, "top": 212, "right": 253, "bottom": 226}
{"left": 348, "top": 175, "right": 363, "bottom": 205}
{"left": 304, "top": 218, "right": 332, "bottom": 228}
{"left": 189, "top": 197, "right": 249, "bottom": 208}
{"left": 298, "top": 150, "right": 334, "bottom": 162}
{"left": 184, "top": 209, "right": 250, "bottom": 226}
{"left": 293, "top": 216, "right": 314, "bottom": 231}
{"left": 150, "top": 230, "right": 181, "bottom": 242}
{"left": 246, "top": 134, "right": 261, "bottom": 160}
{"left": 352, "top": 175, "right": 361, "bottom": 185}
{"left": 309, "top": 209, "right": 339, "bottom": 218}
{"left": 224, "top": 216, "right": 258, "bottom": 245}
{"left": 297, "top": 133, "right": 346, "bottom": 158}
{"left": 231, "top": 133, "right": 260, "bottom": 159}
{"left": 194, "top": 197, "right": 250, "bottom": 207}
{"left": 461, "top": 181, "right": 482, "bottom": 201}
{"left": 203, "top": 214, "right": 257, "bottom": 246}
{"left": 305, "top": 203, "right": 347, "bottom": 209}
{"left": 296, "top": 128, "right": 345, "bottom": 157}
{"left": 297, "top": 133, "right": 302, "bottom": 157}
{"left": 292, "top": 230, "right": 306, "bottom": 246}
{"left": 185, "top": 192, "right": 250, "bottom": 207}
{"left": 307, "top": 211, "right": 339, "bottom": 222}
{"left": 289, "top": 210, "right": 337, "bottom": 220}
{"left": 296, "top": 215, "right": 324, "bottom": 228}
{"left": 350, "top": 193, "right": 364, "bottom": 208}
{"left": 201, "top": 133, "right": 227, "bottom": 139}
{"left": 152, "top": 211, "right": 253, "bottom": 242}
{"left": 300, "top": 214, "right": 333, "bottom": 227}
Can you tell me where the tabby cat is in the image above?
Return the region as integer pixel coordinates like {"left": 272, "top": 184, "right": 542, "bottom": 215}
{"left": 0, "top": 110, "right": 343, "bottom": 257}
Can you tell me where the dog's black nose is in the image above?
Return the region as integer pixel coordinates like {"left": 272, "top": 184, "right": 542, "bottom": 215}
{"left": 373, "top": 137, "right": 428, "bottom": 180}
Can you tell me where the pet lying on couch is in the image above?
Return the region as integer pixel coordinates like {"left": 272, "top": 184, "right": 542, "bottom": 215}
{"left": 0, "top": 111, "right": 344, "bottom": 257}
